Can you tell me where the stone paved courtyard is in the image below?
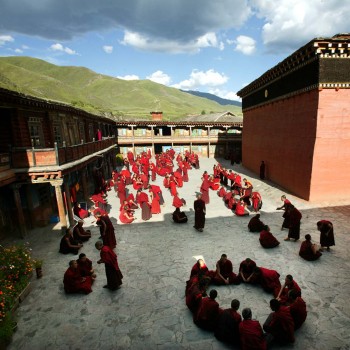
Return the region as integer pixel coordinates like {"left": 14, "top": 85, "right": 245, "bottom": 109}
{"left": 4, "top": 158, "right": 350, "bottom": 350}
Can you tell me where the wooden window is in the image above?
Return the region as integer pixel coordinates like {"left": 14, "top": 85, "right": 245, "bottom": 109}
{"left": 53, "top": 124, "right": 62, "bottom": 146}
{"left": 28, "top": 118, "right": 44, "bottom": 147}
{"left": 79, "top": 122, "right": 85, "bottom": 143}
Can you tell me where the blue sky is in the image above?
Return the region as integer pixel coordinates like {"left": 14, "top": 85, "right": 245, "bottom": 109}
{"left": 0, "top": 0, "right": 348, "bottom": 101}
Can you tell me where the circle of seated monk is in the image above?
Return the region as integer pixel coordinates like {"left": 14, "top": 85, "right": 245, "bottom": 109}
{"left": 299, "top": 234, "right": 322, "bottom": 261}
{"left": 63, "top": 260, "right": 93, "bottom": 294}
{"left": 186, "top": 257, "right": 306, "bottom": 346}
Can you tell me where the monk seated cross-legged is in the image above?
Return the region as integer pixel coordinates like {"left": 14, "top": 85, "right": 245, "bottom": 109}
{"left": 214, "top": 299, "right": 242, "bottom": 346}
{"left": 73, "top": 220, "right": 92, "bottom": 242}
{"left": 211, "top": 254, "right": 240, "bottom": 285}
{"left": 259, "top": 225, "right": 280, "bottom": 249}
{"left": 238, "top": 258, "right": 258, "bottom": 284}
{"left": 77, "top": 253, "right": 96, "bottom": 279}
{"left": 299, "top": 234, "right": 322, "bottom": 261}
{"left": 63, "top": 260, "right": 93, "bottom": 294}
{"left": 248, "top": 214, "right": 265, "bottom": 232}
{"left": 172, "top": 207, "right": 188, "bottom": 224}
{"left": 193, "top": 289, "right": 223, "bottom": 331}
{"left": 239, "top": 308, "right": 267, "bottom": 350}
{"left": 288, "top": 289, "right": 307, "bottom": 330}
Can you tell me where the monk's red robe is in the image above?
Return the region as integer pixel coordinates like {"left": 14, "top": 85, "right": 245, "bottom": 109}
{"left": 131, "top": 163, "right": 139, "bottom": 175}
{"left": 190, "top": 262, "right": 209, "bottom": 278}
{"left": 151, "top": 192, "right": 161, "bottom": 214}
{"left": 100, "top": 245, "right": 123, "bottom": 290}
{"left": 119, "top": 209, "right": 134, "bottom": 224}
{"left": 77, "top": 258, "right": 93, "bottom": 277}
{"left": 258, "top": 267, "right": 281, "bottom": 294}
{"left": 251, "top": 192, "right": 262, "bottom": 211}
{"left": 235, "top": 202, "right": 247, "bottom": 216}
{"left": 63, "top": 267, "right": 92, "bottom": 294}
{"left": 194, "top": 297, "right": 222, "bottom": 331}
{"left": 239, "top": 259, "right": 257, "bottom": 282}
{"left": 172, "top": 195, "right": 184, "bottom": 208}
{"left": 174, "top": 171, "right": 183, "bottom": 187}
{"left": 248, "top": 216, "right": 265, "bottom": 232}
{"left": 299, "top": 240, "right": 322, "bottom": 261}
{"left": 182, "top": 166, "right": 189, "bottom": 182}
{"left": 73, "top": 204, "right": 89, "bottom": 219}
{"left": 317, "top": 220, "right": 335, "bottom": 247}
{"left": 217, "top": 187, "right": 226, "bottom": 198}
{"left": 259, "top": 230, "right": 280, "bottom": 248}
{"left": 138, "top": 192, "right": 152, "bottom": 220}
{"left": 169, "top": 181, "right": 177, "bottom": 196}
{"left": 263, "top": 306, "right": 295, "bottom": 344}
{"left": 200, "top": 179, "right": 210, "bottom": 204}
{"left": 212, "top": 259, "right": 239, "bottom": 285}
{"left": 289, "top": 297, "right": 307, "bottom": 330}
{"left": 97, "top": 215, "right": 116, "bottom": 249}
{"left": 278, "top": 280, "right": 301, "bottom": 305}
{"left": 163, "top": 177, "right": 170, "bottom": 188}
{"left": 239, "top": 319, "right": 267, "bottom": 350}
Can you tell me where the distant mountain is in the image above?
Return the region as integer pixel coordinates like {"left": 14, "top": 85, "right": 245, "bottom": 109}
{"left": 0, "top": 56, "right": 242, "bottom": 120}
{"left": 181, "top": 90, "right": 242, "bottom": 107}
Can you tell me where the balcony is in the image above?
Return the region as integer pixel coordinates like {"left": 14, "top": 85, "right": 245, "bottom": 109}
{"left": 11, "top": 137, "right": 117, "bottom": 169}
{"left": 117, "top": 133, "right": 241, "bottom": 144}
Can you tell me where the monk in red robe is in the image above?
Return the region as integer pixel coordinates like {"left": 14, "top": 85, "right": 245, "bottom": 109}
{"left": 163, "top": 175, "right": 170, "bottom": 188}
{"left": 248, "top": 214, "right": 265, "bottom": 232}
{"left": 77, "top": 253, "right": 96, "bottom": 279}
{"left": 190, "top": 259, "right": 209, "bottom": 279}
{"left": 95, "top": 214, "right": 117, "bottom": 249}
{"left": 59, "top": 228, "right": 83, "bottom": 254}
{"left": 137, "top": 190, "right": 152, "bottom": 221}
{"left": 288, "top": 290, "right": 307, "bottom": 330}
{"left": 276, "top": 275, "right": 301, "bottom": 305}
{"left": 285, "top": 205, "right": 302, "bottom": 241}
{"left": 193, "top": 289, "right": 222, "bottom": 331}
{"left": 235, "top": 200, "right": 250, "bottom": 216}
{"left": 193, "top": 193, "right": 206, "bottom": 232}
{"left": 119, "top": 205, "right": 135, "bottom": 224}
{"left": 149, "top": 188, "right": 161, "bottom": 214}
{"left": 73, "top": 220, "right": 91, "bottom": 242}
{"left": 185, "top": 278, "right": 208, "bottom": 314}
{"left": 263, "top": 299, "right": 295, "bottom": 345}
{"left": 150, "top": 184, "right": 164, "bottom": 205}
{"left": 182, "top": 164, "right": 189, "bottom": 182}
{"left": 238, "top": 258, "right": 257, "bottom": 283}
{"left": 172, "top": 193, "right": 185, "bottom": 208}
{"left": 253, "top": 267, "right": 281, "bottom": 295}
{"left": 211, "top": 254, "right": 240, "bottom": 285}
{"left": 317, "top": 220, "right": 335, "bottom": 250}
{"left": 259, "top": 226, "right": 280, "bottom": 248}
{"left": 73, "top": 202, "right": 89, "bottom": 219}
{"left": 251, "top": 191, "right": 262, "bottom": 212}
{"left": 214, "top": 299, "right": 241, "bottom": 346}
{"left": 200, "top": 178, "right": 210, "bottom": 204}
{"left": 217, "top": 186, "right": 226, "bottom": 198}
{"left": 149, "top": 162, "right": 157, "bottom": 181}
{"left": 174, "top": 171, "right": 183, "bottom": 187}
{"left": 277, "top": 195, "right": 292, "bottom": 230}
{"left": 63, "top": 260, "right": 93, "bottom": 294}
{"left": 117, "top": 180, "right": 126, "bottom": 205}
{"left": 95, "top": 241, "right": 123, "bottom": 291}
{"left": 239, "top": 308, "right": 267, "bottom": 350}
{"left": 299, "top": 234, "right": 322, "bottom": 261}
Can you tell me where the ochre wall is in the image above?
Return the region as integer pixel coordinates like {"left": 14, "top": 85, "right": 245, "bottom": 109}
{"left": 309, "top": 89, "right": 350, "bottom": 201}
{"left": 242, "top": 90, "right": 319, "bottom": 200}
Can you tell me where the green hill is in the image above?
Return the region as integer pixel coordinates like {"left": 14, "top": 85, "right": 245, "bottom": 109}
{"left": 0, "top": 56, "right": 242, "bottom": 120}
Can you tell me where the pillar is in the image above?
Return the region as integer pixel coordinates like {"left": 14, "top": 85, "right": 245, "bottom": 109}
{"left": 64, "top": 181, "right": 75, "bottom": 227}
{"left": 12, "top": 184, "right": 27, "bottom": 238}
{"left": 51, "top": 179, "right": 68, "bottom": 230}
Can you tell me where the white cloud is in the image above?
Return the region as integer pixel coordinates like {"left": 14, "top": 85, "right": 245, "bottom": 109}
{"left": 146, "top": 71, "right": 171, "bottom": 85}
{"left": 117, "top": 74, "right": 140, "bottom": 81}
{"left": 251, "top": 0, "right": 350, "bottom": 52}
{"left": 103, "top": 45, "right": 113, "bottom": 54}
{"left": 14, "top": 48, "right": 23, "bottom": 53}
{"left": 122, "top": 31, "right": 225, "bottom": 54}
{"left": 172, "top": 69, "right": 228, "bottom": 90}
{"left": 50, "top": 43, "right": 77, "bottom": 55}
{"left": 21, "top": 45, "right": 29, "bottom": 50}
{"left": 0, "top": 35, "right": 14, "bottom": 46}
{"left": 209, "top": 88, "right": 241, "bottom": 102}
{"left": 234, "top": 35, "right": 256, "bottom": 55}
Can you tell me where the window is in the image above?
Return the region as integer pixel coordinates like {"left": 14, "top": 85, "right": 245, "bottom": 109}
{"left": 53, "top": 124, "right": 62, "bottom": 146}
{"left": 28, "top": 118, "right": 44, "bottom": 147}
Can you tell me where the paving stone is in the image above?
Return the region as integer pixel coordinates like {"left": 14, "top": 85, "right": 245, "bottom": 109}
{"left": 3, "top": 157, "right": 350, "bottom": 350}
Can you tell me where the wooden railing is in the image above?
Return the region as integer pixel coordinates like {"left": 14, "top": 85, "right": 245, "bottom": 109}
{"left": 117, "top": 134, "right": 241, "bottom": 143}
{"left": 11, "top": 137, "right": 117, "bottom": 168}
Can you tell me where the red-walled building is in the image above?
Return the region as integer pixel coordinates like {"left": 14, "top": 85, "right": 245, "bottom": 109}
{"left": 237, "top": 34, "right": 350, "bottom": 201}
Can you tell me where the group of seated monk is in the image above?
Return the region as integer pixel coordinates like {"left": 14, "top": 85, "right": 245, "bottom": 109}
{"left": 60, "top": 220, "right": 92, "bottom": 254}
{"left": 63, "top": 253, "right": 96, "bottom": 294}
{"left": 186, "top": 258, "right": 307, "bottom": 348}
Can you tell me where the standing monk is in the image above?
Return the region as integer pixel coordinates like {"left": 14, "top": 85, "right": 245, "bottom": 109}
{"left": 194, "top": 193, "right": 206, "bottom": 232}
{"left": 95, "top": 241, "right": 123, "bottom": 291}
{"left": 317, "top": 220, "right": 335, "bottom": 251}
{"left": 277, "top": 195, "right": 292, "bottom": 230}
{"left": 200, "top": 177, "right": 210, "bottom": 204}
{"left": 285, "top": 205, "right": 302, "bottom": 241}
{"left": 95, "top": 214, "right": 117, "bottom": 249}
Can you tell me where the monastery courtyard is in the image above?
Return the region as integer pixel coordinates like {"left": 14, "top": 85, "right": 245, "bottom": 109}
{"left": 4, "top": 157, "right": 350, "bottom": 350}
